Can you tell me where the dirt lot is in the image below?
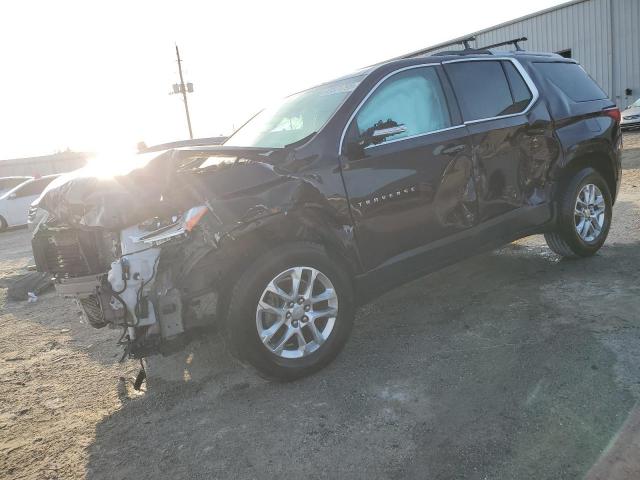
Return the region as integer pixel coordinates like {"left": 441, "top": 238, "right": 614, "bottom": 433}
{"left": 2, "top": 132, "right": 640, "bottom": 480}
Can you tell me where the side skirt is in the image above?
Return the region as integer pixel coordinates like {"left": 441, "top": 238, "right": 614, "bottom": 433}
{"left": 353, "top": 203, "right": 552, "bottom": 304}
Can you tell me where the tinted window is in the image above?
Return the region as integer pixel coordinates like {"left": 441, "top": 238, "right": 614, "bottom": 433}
{"left": 503, "top": 61, "right": 533, "bottom": 109}
{"left": 535, "top": 62, "right": 607, "bottom": 102}
{"left": 445, "top": 61, "right": 512, "bottom": 121}
{"left": 445, "top": 60, "right": 534, "bottom": 121}
{"left": 354, "top": 67, "right": 451, "bottom": 144}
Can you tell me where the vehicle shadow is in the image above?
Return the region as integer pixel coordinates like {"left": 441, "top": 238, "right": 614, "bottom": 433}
{"left": 86, "top": 239, "right": 640, "bottom": 480}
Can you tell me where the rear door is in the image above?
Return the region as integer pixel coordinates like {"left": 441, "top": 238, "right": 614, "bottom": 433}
{"left": 444, "top": 58, "right": 553, "bottom": 226}
{"left": 340, "top": 64, "right": 476, "bottom": 273}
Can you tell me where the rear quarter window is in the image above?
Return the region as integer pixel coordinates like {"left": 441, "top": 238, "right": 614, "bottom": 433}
{"left": 535, "top": 62, "right": 607, "bottom": 102}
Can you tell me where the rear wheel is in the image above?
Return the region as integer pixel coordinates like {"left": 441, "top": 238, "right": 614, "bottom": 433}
{"left": 545, "top": 168, "right": 612, "bottom": 258}
{"left": 225, "top": 243, "right": 355, "bottom": 380}
{"left": 0, "top": 216, "right": 7, "bottom": 232}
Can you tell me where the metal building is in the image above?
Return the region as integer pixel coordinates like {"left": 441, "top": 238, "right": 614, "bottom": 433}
{"left": 0, "top": 151, "right": 90, "bottom": 178}
{"left": 422, "top": 0, "right": 639, "bottom": 109}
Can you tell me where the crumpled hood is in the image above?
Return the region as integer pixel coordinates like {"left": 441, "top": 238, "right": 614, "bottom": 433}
{"left": 35, "top": 146, "right": 290, "bottom": 230}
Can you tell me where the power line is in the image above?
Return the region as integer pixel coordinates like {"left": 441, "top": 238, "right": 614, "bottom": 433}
{"left": 171, "top": 44, "right": 194, "bottom": 139}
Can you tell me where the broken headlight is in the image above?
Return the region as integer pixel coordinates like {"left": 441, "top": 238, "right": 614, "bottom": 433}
{"left": 138, "top": 205, "right": 209, "bottom": 246}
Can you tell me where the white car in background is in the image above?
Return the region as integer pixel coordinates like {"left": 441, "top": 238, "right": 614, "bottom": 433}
{"left": 0, "top": 175, "right": 60, "bottom": 231}
{"left": 0, "top": 176, "right": 32, "bottom": 197}
{"left": 621, "top": 97, "right": 640, "bottom": 131}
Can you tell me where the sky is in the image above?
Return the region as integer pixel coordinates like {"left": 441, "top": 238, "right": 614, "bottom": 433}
{"left": 0, "top": 0, "right": 568, "bottom": 160}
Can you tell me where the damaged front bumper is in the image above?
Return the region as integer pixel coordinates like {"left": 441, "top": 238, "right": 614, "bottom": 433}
{"left": 33, "top": 206, "right": 220, "bottom": 360}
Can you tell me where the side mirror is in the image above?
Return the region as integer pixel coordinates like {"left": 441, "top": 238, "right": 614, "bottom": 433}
{"left": 361, "top": 125, "right": 408, "bottom": 148}
{"left": 369, "top": 125, "right": 407, "bottom": 143}
{"left": 348, "top": 124, "right": 408, "bottom": 157}
{"left": 344, "top": 123, "right": 407, "bottom": 161}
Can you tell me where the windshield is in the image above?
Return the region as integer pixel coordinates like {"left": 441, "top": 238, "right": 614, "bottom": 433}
{"left": 224, "top": 75, "right": 365, "bottom": 148}
{"left": 632, "top": 98, "right": 640, "bottom": 108}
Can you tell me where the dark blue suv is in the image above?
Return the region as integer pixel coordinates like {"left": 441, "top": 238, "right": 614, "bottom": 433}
{"left": 34, "top": 45, "right": 622, "bottom": 380}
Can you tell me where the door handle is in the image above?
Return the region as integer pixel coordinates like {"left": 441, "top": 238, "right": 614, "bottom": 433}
{"left": 441, "top": 144, "right": 466, "bottom": 156}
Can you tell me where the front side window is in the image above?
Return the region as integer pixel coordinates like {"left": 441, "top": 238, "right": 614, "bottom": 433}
{"left": 225, "top": 75, "right": 365, "bottom": 149}
{"left": 354, "top": 67, "right": 452, "bottom": 145}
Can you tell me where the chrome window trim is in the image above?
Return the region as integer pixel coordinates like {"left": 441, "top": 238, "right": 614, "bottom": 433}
{"left": 338, "top": 63, "right": 442, "bottom": 155}
{"left": 442, "top": 57, "right": 540, "bottom": 125}
{"left": 363, "top": 124, "right": 465, "bottom": 150}
{"left": 338, "top": 58, "right": 540, "bottom": 155}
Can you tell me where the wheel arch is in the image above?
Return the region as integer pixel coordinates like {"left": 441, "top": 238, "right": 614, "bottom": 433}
{"left": 554, "top": 151, "right": 617, "bottom": 205}
{"left": 186, "top": 207, "right": 362, "bottom": 324}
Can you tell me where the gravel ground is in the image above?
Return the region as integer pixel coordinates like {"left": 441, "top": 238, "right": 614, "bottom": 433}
{"left": 1, "top": 132, "right": 640, "bottom": 480}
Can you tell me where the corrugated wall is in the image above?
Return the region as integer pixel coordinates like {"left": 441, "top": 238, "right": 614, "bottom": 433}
{"left": 612, "top": 0, "right": 640, "bottom": 108}
{"left": 428, "top": 0, "right": 639, "bottom": 108}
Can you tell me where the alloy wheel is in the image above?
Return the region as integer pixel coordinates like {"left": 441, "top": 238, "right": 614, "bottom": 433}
{"left": 256, "top": 266, "right": 338, "bottom": 359}
{"left": 574, "top": 183, "right": 606, "bottom": 242}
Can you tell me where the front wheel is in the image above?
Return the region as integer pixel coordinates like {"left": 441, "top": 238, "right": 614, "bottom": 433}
{"left": 545, "top": 168, "right": 612, "bottom": 258}
{"left": 225, "top": 243, "right": 355, "bottom": 380}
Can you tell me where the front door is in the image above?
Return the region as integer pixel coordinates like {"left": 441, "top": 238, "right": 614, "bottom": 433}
{"left": 340, "top": 65, "right": 477, "bottom": 273}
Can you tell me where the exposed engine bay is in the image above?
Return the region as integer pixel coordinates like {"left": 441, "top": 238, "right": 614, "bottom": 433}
{"left": 29, "top": 146, "right": 328, "bottom": 360}
{"left": 32, "top": 205, "right": 218, "bottom": 359}
{"left": 29, "top": 139, "right": 361, "bottom": 370}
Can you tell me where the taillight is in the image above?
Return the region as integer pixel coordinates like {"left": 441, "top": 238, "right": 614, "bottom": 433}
{"left": 603, "top": 107, "right": 621, "bottom": 124}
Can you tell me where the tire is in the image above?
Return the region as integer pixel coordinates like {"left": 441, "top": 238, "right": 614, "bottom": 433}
{"left": 225, "top": 242, "right": 355, "bottom": 381}
{"left": 0, "top": 216, "right": 7, "bottom": 232}
{"left": 544, "top": 167, "right": 612, "bottom": 258}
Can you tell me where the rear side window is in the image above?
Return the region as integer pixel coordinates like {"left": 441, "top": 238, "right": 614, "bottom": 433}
{"left": 445, "top": 60, "right": 532, "bottom": 121}
{"left": 535, "top": 62, "right": 607, "bottom": 102}
{"left": 503, "top": 61, "right": 533, "bottom": 110}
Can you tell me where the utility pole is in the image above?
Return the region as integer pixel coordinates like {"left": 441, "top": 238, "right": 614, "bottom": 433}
{"left": 173, "top": 45, "right": 194, "bottom": 139}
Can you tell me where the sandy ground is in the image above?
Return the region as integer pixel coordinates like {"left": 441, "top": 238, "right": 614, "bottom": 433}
{"left": 1, "top": 132, "right": 640, "bottom": 480}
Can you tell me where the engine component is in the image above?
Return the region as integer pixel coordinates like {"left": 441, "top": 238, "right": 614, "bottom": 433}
{"left": 55, "top": 275, "right": 101, "bottom": 296}
{"left": 157, "top": 288, "right": 184, "bottom": 337}
{"left": 32, "top": 228, "right": 114, "bottom": 277}
{"left": 107, "top": 225, "right": 161, "bottom": 327}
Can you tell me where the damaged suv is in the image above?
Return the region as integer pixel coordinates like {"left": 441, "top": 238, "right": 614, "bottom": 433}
{"left": 32, "top": 46, "right": 621, "bottom": 380}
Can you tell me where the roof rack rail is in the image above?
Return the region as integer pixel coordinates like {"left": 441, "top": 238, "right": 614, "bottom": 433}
{"left": 480, "top": 36, "right": 528, "bottom": 51}
{"left": 432, "top": 36, "right": 528, "bottom": 56}
{"left": 367, "top": 35, "right": 528, "bottom": 67}
{"left": 400, "top": 36, "right": 477, "bottom": 59}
